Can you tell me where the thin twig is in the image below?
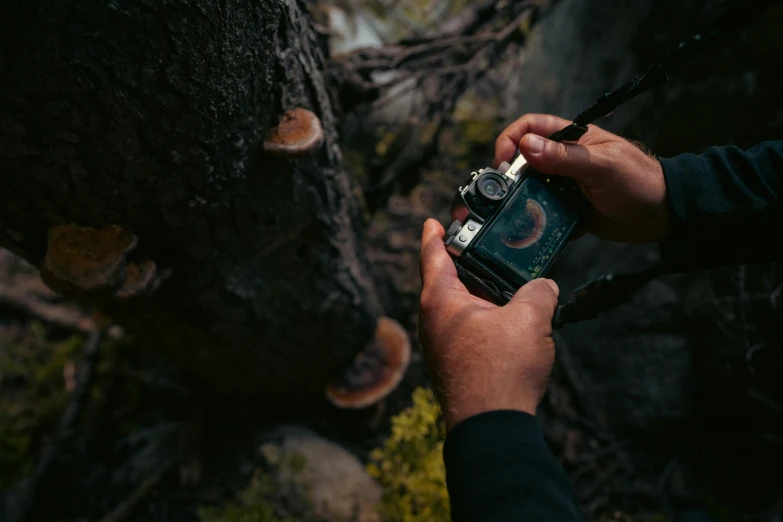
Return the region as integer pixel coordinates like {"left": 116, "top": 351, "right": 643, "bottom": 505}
{"left": 0, "top": 251, "right": 96, "bottom": 332}
{"left": 56, "top": 330, "right": 103, "bottom": 434}
{"left": 0, "top": 291, "right": 97, "bottom": 332}
{"left": 656, "top": 457, "right": 680, "bottom": 510}
{"left": 738, "top": 265, "right": 751, "bottom": 349}
{"left": 579, "top": 458, "right": 625, "bottom": 502}
{"left": 333, "top": 2, "right": 539, "bottom": 204}
{"left": 343, "top": 6, "right": 534, "bottom": 88}
{"left": 748, "top": 389, "right": 783, "bottom": 413}
{"left": 575, "top": 440, "right": 632, "bottom": 464}
{"left": 606, "top": 484, "right": 701, "bottom": 505}
{"left": 98, "top": 457, "right": 178, "bottom": 522}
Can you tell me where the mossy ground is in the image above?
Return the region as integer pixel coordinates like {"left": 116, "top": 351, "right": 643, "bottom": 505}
{"left": 0, "top": 323, "right": 81, "bottom": 487}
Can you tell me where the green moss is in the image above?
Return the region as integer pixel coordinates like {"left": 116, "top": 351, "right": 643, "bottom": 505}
{"left": 441, "top": 91, "right": 502, "bottom": 170}
{"left": 199, "top": 448, "right": 309, "bottom": 522}
{"left": 594, "top": 514, "right": 667, "bottom": 522}
{"left": 86, "top": 332, "right": 149, "bottom": 435}
{"left": 447, "top": 0, "right": 471, "bottom": 16}
{"left": 344, "top": 149, "right": 369, "bottom": 186}
{"left": 0, "top": 320, "right": 158, "bottom": 488}
{"left": 199, "top": 472, "right": 292, "bottom": 522}
{"left": 368, "top": 387, "right": 449, "bottom": 522}
{"left": 0, "top": 323, "right": 83, "bottom": 487}
{"left": 705, "top": 500, "right": 734, "bottom": 522}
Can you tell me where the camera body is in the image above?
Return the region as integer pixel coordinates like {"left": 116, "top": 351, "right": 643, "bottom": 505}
{"left": 444, "top": 154, "right": 585, "bottom": 304}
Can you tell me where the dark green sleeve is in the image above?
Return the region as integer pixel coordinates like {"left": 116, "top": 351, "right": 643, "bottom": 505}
{"left": 660, "top": 141, "right": 783, "bottom": 270}
{"left": 443, "top": 411, "right": 585, "bottom": 522}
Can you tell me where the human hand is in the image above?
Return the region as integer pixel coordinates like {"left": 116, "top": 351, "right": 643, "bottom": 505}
{"left": 494, "top": 113, "right": 670, "bottom": 244}
{"left": 418, "top": 219, "right": 559, "bottom": 431}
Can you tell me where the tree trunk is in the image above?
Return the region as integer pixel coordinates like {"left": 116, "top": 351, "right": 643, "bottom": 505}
{"left": 0, "top": 0, "right": 379, "bottom": 396}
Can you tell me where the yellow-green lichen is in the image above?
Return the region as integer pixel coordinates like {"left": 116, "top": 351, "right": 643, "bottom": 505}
{"left": 199, "top": 449, "right": 308, "bottom": 522}
{"left": 199, "top": 471, "right": 294, "bottom": 522}
{"left": 368, "top": 387, "right": 449, "bottom": 522}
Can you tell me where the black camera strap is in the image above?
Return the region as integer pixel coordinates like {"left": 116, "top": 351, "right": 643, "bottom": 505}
{"left": 551, "top": 0, "right": 781, "bottom": 328}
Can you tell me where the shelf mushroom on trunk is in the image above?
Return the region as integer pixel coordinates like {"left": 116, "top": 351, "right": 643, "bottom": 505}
{"left": 326, "top": 317, "right": 411, "bottom": 409}
{"left": 40, "top": 224, "right": 138, "bottom": 295}
{"left": 39, "top": 224, "right": 170, "bottom": 301}
{"left": 263, "top": 107, "right": 324, "bottom": 158}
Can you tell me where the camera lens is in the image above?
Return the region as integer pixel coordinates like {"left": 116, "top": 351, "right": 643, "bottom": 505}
{"left": 476, "top": 172, "right": 508, "bottom": 201}
{"left": 482, "top": 178, "right": 502, "bottom": 196}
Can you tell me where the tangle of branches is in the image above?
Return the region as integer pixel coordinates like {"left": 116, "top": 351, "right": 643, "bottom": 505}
{"left": 328, "top": 0, "right": 555, "bottom": 202}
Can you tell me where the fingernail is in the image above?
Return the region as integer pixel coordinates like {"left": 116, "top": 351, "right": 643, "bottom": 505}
{"left": 526, "top": 135, "right": 545, "bottom": 154}
{"left": 544, "top": 278, "right": 559, "bottom": 296}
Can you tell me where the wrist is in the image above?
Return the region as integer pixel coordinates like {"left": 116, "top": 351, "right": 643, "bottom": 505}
{"left": 651, "top": 201, "right": 672, "bottom": 242}
{"left": 651, "top": 157, "right": 673, "bottom": 242}
{"left": 443, "top": 390, "right": 539, "bottom": 432}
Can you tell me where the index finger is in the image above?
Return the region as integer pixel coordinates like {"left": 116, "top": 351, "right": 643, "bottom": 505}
{"left": 493, "top": 114, "right": 572, "bottom": 168}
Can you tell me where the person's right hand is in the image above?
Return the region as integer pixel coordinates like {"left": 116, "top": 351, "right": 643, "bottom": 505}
{"left": 418, "top": 219, "right": 560, "bottom": 431}
{"left": 494, "top": 113, "right": 671, "bottom": 244}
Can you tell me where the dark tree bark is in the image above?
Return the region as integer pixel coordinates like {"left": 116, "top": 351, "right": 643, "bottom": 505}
{"left": 0, "top": 0, "right": 379, "bottom": 396}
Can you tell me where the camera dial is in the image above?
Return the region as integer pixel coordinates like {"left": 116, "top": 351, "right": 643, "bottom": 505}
{"left": 451, "top": 165, "right": 518, "bottom": 223}
{"left": 476, "top": 172, "right": 508, "bottom": 202}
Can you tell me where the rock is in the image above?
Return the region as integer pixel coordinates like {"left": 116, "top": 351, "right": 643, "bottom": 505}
{"left": 260, "top": 426, "right": 381, "bottom": 522}
{"left": 322, "top": 5, "right": 388, "bottom": 56}
{"left": 501, "top": 0, "right": 656, "bottom": 139}
{"left": 550, "top": 236, "right": 695, "bottom": 437}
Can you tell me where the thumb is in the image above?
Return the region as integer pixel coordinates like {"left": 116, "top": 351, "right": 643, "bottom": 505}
{"left": 519, "top": 133, "right": 601, "bottom": 179}
{"left": 507, "top": 278, "right": 559, "bottom": 315}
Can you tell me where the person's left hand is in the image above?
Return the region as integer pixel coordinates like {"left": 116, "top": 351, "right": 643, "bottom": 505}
{"left": 418, "top": 218, "right": 560, "bottom": 431}
{"left": 493, "top": 113, "right": 670, "bottom": 244}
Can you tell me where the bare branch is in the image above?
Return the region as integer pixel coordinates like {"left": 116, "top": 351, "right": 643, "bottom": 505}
{"left": 98, "top": 457, "right": 178, "bottom": 522}
{"left": 330, "top": 1, "right": 544, "bottom": 202}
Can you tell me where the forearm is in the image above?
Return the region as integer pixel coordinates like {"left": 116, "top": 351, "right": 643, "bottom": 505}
{"left": 444, "top": 411, "right": 585, "bottom": 522}
{"left": 661, "top": 141, "right": 783, "bottom": 269}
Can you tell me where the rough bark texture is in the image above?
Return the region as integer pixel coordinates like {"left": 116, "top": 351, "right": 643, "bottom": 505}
{"left": 0, "top": 0, "right": 378, "bottom": 396}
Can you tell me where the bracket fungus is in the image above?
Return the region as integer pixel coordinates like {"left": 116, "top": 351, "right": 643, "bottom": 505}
{"left": 114, "top": 259, "right": 171, "bottom": 300}
{"left": 40, "top": 224, "right": 170, "bottom": 299}
{"left": 326, "top": 317, "right": 411, "bottom": 409}
{"left": 41, "top": 224, "right": 138, "bottom": 295}
{"left": 263, "top": 107, "right": 324, "bottom": 157}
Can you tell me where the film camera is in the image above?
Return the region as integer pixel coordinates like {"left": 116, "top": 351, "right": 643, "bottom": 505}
{"left": 444, "top": 146, "right": 588, "bottom": 305}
